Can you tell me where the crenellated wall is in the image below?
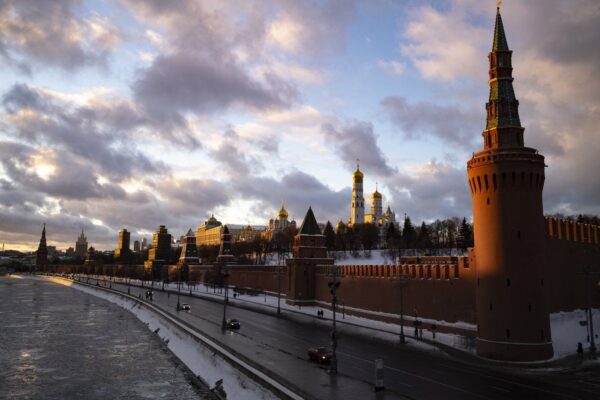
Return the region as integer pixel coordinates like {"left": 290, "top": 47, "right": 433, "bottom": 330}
{"left": 545, "top": 217, "right": 599, "bottom": 244}
{"left": 312, "top": 256, "right": 476, "bottom": 325}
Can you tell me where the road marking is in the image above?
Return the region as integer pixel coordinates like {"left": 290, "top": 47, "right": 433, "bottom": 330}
{"left": 337, "top": 350, "right": 492, "bottom": 399}
{"left": 491, "top": 386, "right": 510, "bottom": 393}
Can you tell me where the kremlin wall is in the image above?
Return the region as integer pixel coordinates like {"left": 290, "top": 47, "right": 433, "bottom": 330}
{"left": 36, "top": 8, "right": 599, "bottom": 362}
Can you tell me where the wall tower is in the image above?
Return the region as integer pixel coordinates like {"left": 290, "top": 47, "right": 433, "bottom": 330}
{"left": 350, "top": 160, "right": 365, "bottom": 226}
{"left": 467, "top": 7, "right": 552, "bottom": 361}
{"left": 35, "top": 224, "right": 48, "bottom": 272}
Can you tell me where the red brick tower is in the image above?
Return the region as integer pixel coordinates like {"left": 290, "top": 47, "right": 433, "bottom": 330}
{"left": 467, "top": 7, "right": 553, "bottom": 361}
{"left": 286, "top": 207, "right": 333, "bottom": 305}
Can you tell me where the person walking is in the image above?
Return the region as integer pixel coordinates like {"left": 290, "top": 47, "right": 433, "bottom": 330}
{"left": 577, "top": 342, "right": 584, "bottom": 357}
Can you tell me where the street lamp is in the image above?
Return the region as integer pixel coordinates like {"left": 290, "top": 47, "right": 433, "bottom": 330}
{"left": 393, "top": 268, "right": 409, "bottom": 344}
{"left": 277, "top": 265, "right": 282, "bottom": 315}
{"left": 327, "top": 265, "right": 341, "bottom": 375}
{"left": 176, "top": 266, "right": 182, "bottom": 311}
{"left": 221, "top": 265, "right": 231, "bottom": 330}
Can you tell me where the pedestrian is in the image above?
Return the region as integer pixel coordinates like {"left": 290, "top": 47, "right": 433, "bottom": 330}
{"left": 414, "top": 324, "right": 418, "bottom": 339}
{"left": 577, "top": 342, "right": 583, "bottom": 357}
{"left": 419, "top": 327, "right": 423, "bottom": 339}
{"left": 431, "top": 324, "right": 437, "bottom": 340}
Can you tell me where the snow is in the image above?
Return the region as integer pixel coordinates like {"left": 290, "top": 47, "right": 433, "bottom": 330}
{"left": 550, "top": 309, "right": 600, "bottom": 359}
{"left": 41, "top": 275, "right": 280, "bottom": 400}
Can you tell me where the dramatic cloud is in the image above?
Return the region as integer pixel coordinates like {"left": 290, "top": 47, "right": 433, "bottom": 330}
{"left": 0, "top": 0, "right": 121, "bottom": 73}
{"left": 381, "top": 96, "right": 481, "bottom": 147}
{"left": 322, "top": 121, "right": 396, "bottom": 177}
{"left": 384, "top": 161, "right": 471, "bottom": 222}
{"left": 132, "top": 52, "right": 298, "bottom": 122}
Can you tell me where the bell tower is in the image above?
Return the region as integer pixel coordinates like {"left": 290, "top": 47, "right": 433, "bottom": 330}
{"left": 350, "top": 160, "right": 365, "bottom": 226}
{"left": 467, "top": 6, "right": 553, "bottom": 361}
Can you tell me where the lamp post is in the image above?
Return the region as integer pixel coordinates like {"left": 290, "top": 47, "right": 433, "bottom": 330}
{"left": 586, "top": 267, "right": 597, "bottom": 359}
{"left": 176, "top": 266, "right": 182, "bottom": 311}
{"left": 394, "top": 269, "right": 409, "bottom": 344}
{"left": 327, "top": 266, "right": 341, "bottom": 375}
{"left": 277, "top": 265, "right": 282, "bottom": 316}
{"left": 221, "top": 265, "right": 231, "bottom": 330}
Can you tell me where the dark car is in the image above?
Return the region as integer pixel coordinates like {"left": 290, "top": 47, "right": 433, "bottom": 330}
{"left": 308, "top": 347, "right": 332, "bottom": 363}
{"left": 226, "top": 319, "right": 241, "bottom": 330}
{"left": 181, "top": 303, "right": 191, "bottom": 311}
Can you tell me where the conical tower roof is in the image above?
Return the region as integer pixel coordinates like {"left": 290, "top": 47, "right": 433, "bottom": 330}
{"left": 492, "top": 7, "right": 509, "bottom": 52}
{"left": 299, "top": 207, "right": 321, "bottom": 235}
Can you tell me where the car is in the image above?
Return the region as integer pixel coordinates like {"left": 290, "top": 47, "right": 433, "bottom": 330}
{"left": 308, "top": 347, "right": 332, "bottom": 363}
{"left": 226, "top": 318, "right": 241, "bottom": 330}
{"left": 181, "top": 303, "right": 191, "bottom": 311}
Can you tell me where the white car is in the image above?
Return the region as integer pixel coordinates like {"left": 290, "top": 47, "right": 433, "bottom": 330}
{"left": 181, "top": 303, "right": 191, "bottom": 311}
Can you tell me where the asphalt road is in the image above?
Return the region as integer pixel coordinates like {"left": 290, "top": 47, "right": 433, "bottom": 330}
{"left": 74, "top": 276, "right": 600, "bottom": 400}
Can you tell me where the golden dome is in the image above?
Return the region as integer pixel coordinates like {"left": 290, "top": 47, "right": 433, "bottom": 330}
{"left": 353, "top": 159, "right": 363, "bottom": 181}
{"left": 373, "top": 190, "right": 382, "bottom": 199}
{"left": 278, "top": 203, "right": 288, "bottom": 219}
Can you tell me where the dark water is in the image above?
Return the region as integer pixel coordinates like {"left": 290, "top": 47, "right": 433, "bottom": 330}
{"left": 0, "top": 275, "right": 206, "bottom": 399}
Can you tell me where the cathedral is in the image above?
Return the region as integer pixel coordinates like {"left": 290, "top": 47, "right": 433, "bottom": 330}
{"left": 348, "top": 161, "right": 399, "bottom": 245}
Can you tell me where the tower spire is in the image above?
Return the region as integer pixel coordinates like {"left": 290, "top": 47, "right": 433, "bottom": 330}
{"left": 483, "top": 4, "right": 523, "bottom": 149}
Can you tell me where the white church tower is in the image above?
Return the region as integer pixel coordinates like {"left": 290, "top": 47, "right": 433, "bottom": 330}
{"left": 350, "top": 160, "right": 365, "bottom": 226}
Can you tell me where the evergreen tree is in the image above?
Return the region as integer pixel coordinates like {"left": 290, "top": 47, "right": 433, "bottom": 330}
{"left": 323, "top": 221, "right": 336, "bottom": 251}
{"left": 418, "top": 221, "right": 432, "bottom": 249}
{"left": 459, "top": 217, "right": 474, "bottom": 248}
{"left": 402, "top": 216, "right": 415, "bottom": 248}
{"left": 361, "top": 223, "right": 379, "bottom": 252}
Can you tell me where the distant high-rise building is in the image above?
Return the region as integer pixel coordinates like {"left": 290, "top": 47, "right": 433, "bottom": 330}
{"left": 35, "top": 224, "right": 48, "bottom": 271}
{"left": 133, "top": 240, "right": 140, "bottom": 252}
{"left": 141, "top": 237, "right": 147, "bottom": 250}
{"left": 75, "top": 229, "right": 88, "bottom": 258}
{"left": 114, "top": 228, "right": 131, "bottom": 261}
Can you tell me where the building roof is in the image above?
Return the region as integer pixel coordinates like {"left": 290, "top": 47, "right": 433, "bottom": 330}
{"left": 299, "top": 207, "right": 321, "bottom": 235}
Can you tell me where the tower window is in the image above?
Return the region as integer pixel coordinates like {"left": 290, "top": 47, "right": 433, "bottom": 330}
{"left": 506, "top": 278, "right": 511, "bottom": 287}
{"left": 528, "top": 304, "right": 532, "bottom": 312}
{"left": 484, "top": 174, "right": 489, "bottom": 191}
{"left": 492, "top": 174, "right": 497, "bottom": 191}
{"left": 487, "top": 197, "right": 490, "bottom": 205}
{"left": 517, "top": 231, "right": 521, "bottom": 239}
{"left": 477, "top": 176, "right": 482, "bottom": 191}
{"left": 489, "top": 303, "right": 493, "bottom": 311}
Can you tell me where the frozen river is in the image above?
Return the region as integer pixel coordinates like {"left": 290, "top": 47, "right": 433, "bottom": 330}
{"left": 0, "top": 275, "right": 208, "bottom": 399}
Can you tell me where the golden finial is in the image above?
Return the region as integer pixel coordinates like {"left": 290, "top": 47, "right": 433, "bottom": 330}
{"left": 497, "top": 0, "right": 502, "bottom": 10}
{"left": 356, "top": 158, "right": 360, "bottom": 170}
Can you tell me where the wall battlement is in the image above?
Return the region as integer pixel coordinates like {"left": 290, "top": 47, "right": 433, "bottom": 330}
{"left": 316, "top": 256, "right": 468, "bottom": 280}
{"left": 545, "top": 216, "right": 599, "bottom": 245}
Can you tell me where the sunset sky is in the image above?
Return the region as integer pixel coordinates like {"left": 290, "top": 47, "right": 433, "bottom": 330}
{"left": 1, "top": 0, "right": 599, "bottom": 251}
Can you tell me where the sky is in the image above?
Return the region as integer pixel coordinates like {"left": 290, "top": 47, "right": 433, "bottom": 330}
{"left": 1, "top": 0, "right": 599, "bottom": 251}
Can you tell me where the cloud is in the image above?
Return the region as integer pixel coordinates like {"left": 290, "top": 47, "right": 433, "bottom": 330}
{"left": 377, "top": 60, "right": 405, "bottom": 76}
{"left": 384, "top": 160, "right": 472, "bottom": 222}
{"left": 0, "top": 0, "right": 121, "bottom": 73}
{"left": 132, "top": 52, "right": 298, "bottom": 122}
{"left": 381, "top": 96, "right": 480, "bottom": 147}
{"left": 2, "top": 84, "right": 163, "bottom": 181}
{"left": 321, "top": 121, "right": 397, "bottom": 177}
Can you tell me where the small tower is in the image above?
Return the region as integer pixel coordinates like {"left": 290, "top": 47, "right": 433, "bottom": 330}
{"left": 467, "top": 6, "right": 552, "bottom": 361}
{"left": 35, "top": 224, "right": 48, "bottom": 272}
{"left": 350, "top": 160, "right": 365, "bottom": 226}
{"left": 178, "top": 229, "right": 199, "bottom": 265}
{"left": 286, "top": 207, "right": 334, "bottom": 305}
{"left": 217, "top": 225, "right": 235, "bottom": 264}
